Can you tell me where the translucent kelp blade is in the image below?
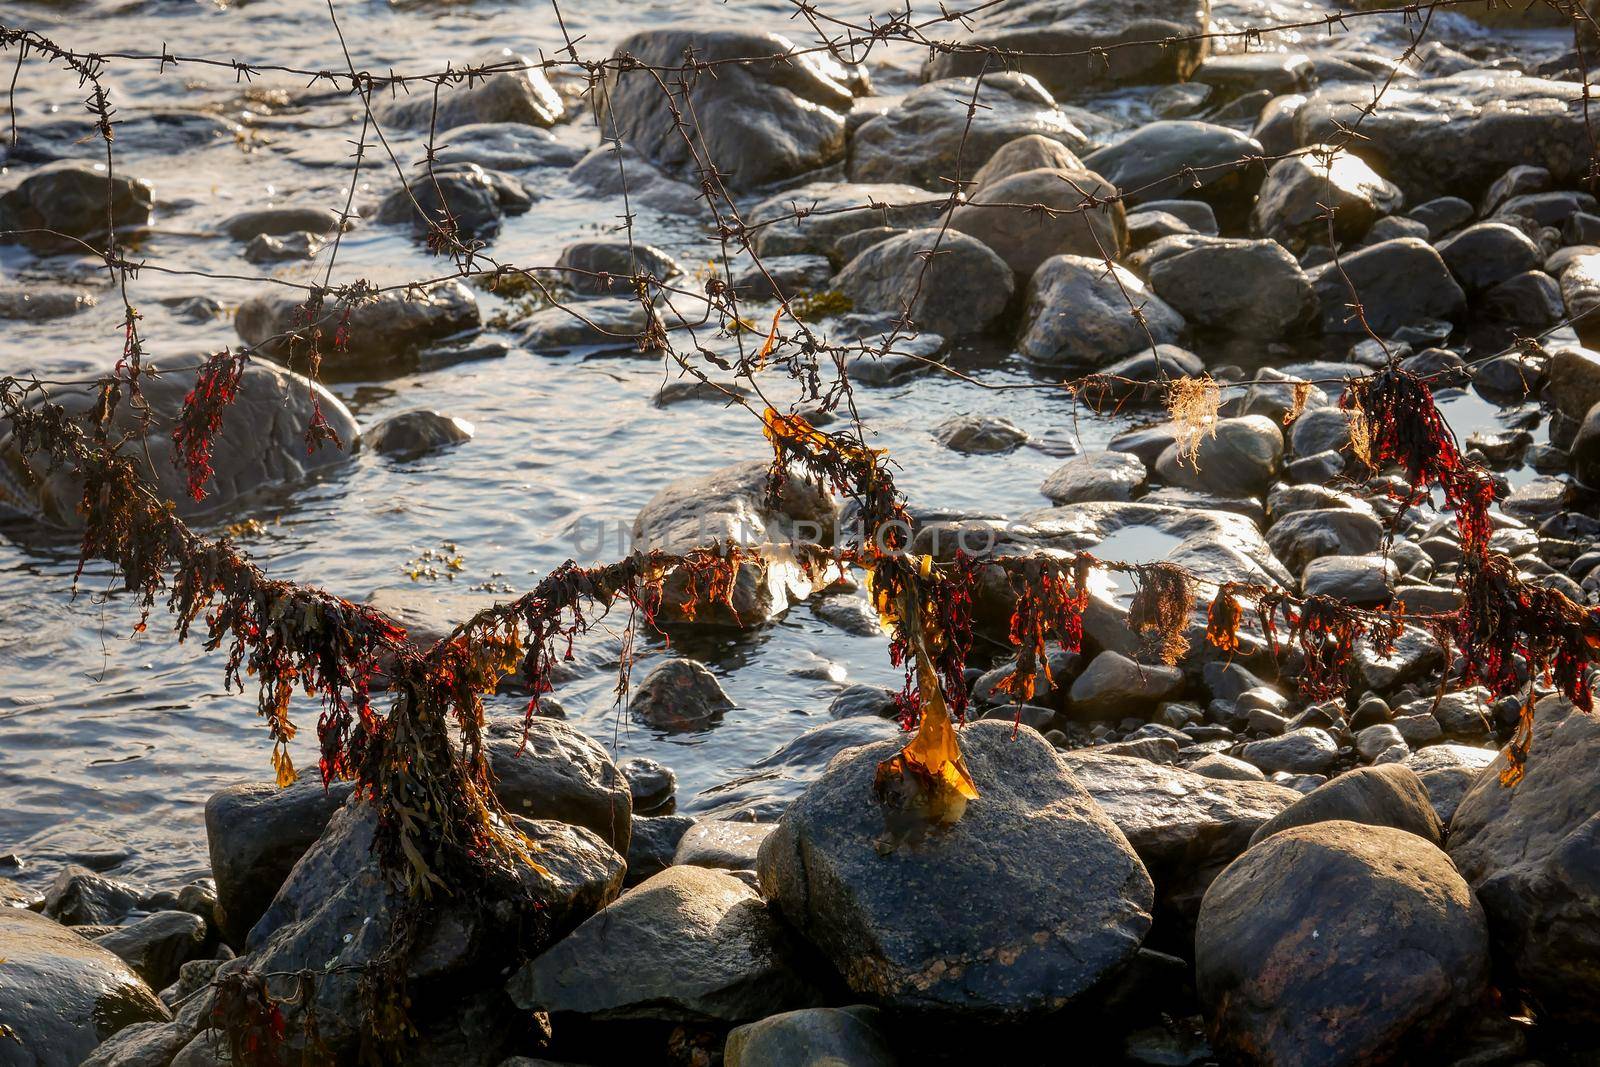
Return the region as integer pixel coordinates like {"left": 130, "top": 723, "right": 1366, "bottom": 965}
{"left": 901, "top": 643, "right": 979, "bottom": 801}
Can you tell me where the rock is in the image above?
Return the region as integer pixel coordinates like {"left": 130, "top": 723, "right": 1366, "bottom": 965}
{"left": 1083, "top": 121, "right": 1262, "bottom": 211}
{"left": 242, "top": 231, "right": 320, "bottom": 263}
{"left": 758, "top": 720, "right": 1153, "bottom": 1019}
{"left": 1144, "top": 236, "right": 1315, "bottom": 337}
{"left": 1301, "top": 554, "right": 1396, "bottom": 606}
{"left": 627, "top": 658, "right": 734, "bottom": 732}
{"left": 835, "top": 227, "right": 1013, "bottom": 338}
{"left": 567, "top": 142, "right": 703, "bottom": 215}
{"left": 205, "top": 778, "right": 356, "bottom": 947}
{"left": 485, "top": 717, "right": 633, "bottom": 854}
{"left": 1018, "top": 254, "right": 1185, "bottom": 366}
{"left": 1040, "top": 450, "right": 1147, "bottom": 504}
{"left": 972, "top": 133, "right": 1086, "bottom": 190}
{"left": 1402, "top": 689, "right": 1491, "bottom": 741}
{"left": 508, "top": 866, "right": 823, "bottom": 1022}
{"left": 367, "top": 410, "right": 473, "bottom": 457}
{"left": 0, "top": 164, "right": 152, "bottom": 251}
{"left": 375, "top": 163, "right": 533, "bottom": 240}
{"left": 221, "top": 206, "right": 342, "bottom": 241}
{"left": 0, "top": 357, "right": 357, "bottom": 527}
{"left": 1236, "top": 727, "right": 1338, "bottom": 775}
{"left": 1405, "top": 744, "right": 1494, "bottom": 826}
{"left": 924, "top": 0, "right": 1210, "bottom": 98}
{"left": 598, "top": 30, "right": 856, "bottom": 189}
{"left": 1249, "top": 146, "right": 1402, "bottom": 252}
{"left": 1248, "top": 763, "right": 1443, "bottom": 848}
{"left": 828, "top": 685, "right": 897, "bottom": 719}
{"left": 1193, "top": 52, "right": 1313, "bottom": 96}
{"left": 79, "top": 1020, "right": 189, "bottom": 1067}
{"left": 1497, "top": 189, "right": 1598, "bottom": 228}
{"left": 1153, "top": 415, "right": 1283, "bottom": 498}
{"left": 625, "top": 813, "right": 695, "bottom": 888}
{"left": 849, "top": 74, "right": 1088, "bottom": 190}
{"left": 1483, "top": 166, "right": 1553, "bottom": 217}
{"left": 631, "top": 459, "right": 837, "bottom": 626}
{"left": 724, "top": 1006, "right": 895, "bottom": 1067}
{"left": 1292, "top": 75, "right": 1592, "bottom": 204}
{"left": 730, "top": 254, "right": 833, "bottom": 302}
{"left": 933, "top": 414, "right": 1028, "bottom": 453}
{"left": 381, "top": 49, "right": 562, "bottom": 130}
{"left": 554, "top": 240, "right": 681, "bottom": 298}
{"left": 429, "top": 123, "right": 582, "bottom": 171}
{"left": 1309, "top": 237, "right": 1465, "bottom": 334}
{"left": 618, "top": 756, "right": 677, "bottom": 813}
{"left": 1197, "top": 821, "right": 1489, "bottom": 1065}
{"left": 247, "top": 798, "right": 622, "bottom": 1059}
{"left": 516, "top": 295, "right": 660, "bottom": 354}
{"left": 93, "top": 911, "right": 208, "bottom": 990}
{"left": 0, "top": 908, "right": 170, "bottom": 1066}
{"left": 1266, "top": 507, "right": 1384, "bottom": 574}
{"left": 946, "top": 166, "right": 1124, "bottom": 280}
{"left": 43, "top": 866, "right": 145, "bottom": 926}
{"left": 1189, "top": 752, "right": 1267, "bottom": 782}
{"left": 235, "top": 280, "right": 479, "bottom": 374}
{"left": 1407, "top": 195, "right": 1474, "bottom": 239}
{"left": 1437, "top": 221, "right": 1543, "bottom": 293}
{"left": 811, "top": 592, "right": 881, "bottom": 636}
{"left": 1448, "top": 695, "right": 1600, "bottom": 1024}
{"left": 0, "top": 284, "right": 96, "bottom": 320}
{"left": 1355, "top": 723, "right": 1405, "bottom": 762}
{"left": 1063, "top": 751, "right": 1300, "bottom": 933}
{"left": 673, "top": 821, "right": 775, "bottom": 871}
{"left": 1068, "top": 650, "right": 1184, "bottom": 719}
{"left": 748, "top": 181, "right": 942, "bottom": 260}
{"left": 1484, "top": 270, "right": 1564, "bottom": 327}
{"left": 1355, "top": 625, "right": 1443, "bottom": 691}
{"left": 1094, "top": 344, "right": 1205, "bottom": 404}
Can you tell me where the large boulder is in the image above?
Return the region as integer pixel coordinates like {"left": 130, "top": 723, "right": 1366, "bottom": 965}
{"left": 834, "top": 227, "right": 1013, "bottom": 338}
{"left": 0, "top": 908, "right": 170, "bottom": 1067}
{"left": 235, "top": 280, "right": 480, "bottom": 375}
{"left": 747, "top": 180, "right": 942, "bottom": 260}
{"left": 0, "top": 164, "right": 152, "bottom": 252}
{"left": 1449, "top": 695, "right": 1600, "bottom": 1025}
{"left": 1062, "top": 751, "right": 1300, "bottom": 933}
{"left": 1018, "top": 254, "right": 1185, "bottom": 366}
{"left": 945, "top": 166, "right": 1125, "bottom": 280}
{"left": 1143, "top": 236, "right": 1315, "bottom": 337}
{"left": 381, "top": 49, "right": 562, "bottom": 130}
{"left": 758, "top": 720, "right": 1154, "bottom": 1019}
{"left": 1309, "top": 237, "right": 1465, "bottom": 334}
{"left": 1405, "top": 743, "right": 1494, "bottom": 826}
{"left": 924, "top": 0, "right": 1210, "bottom": 98}
{"left": 485, "top": 716, "right": 633, "bottom": 854}
{"left": 1153, "top": 415, "right": 1283, "bottom": 498}
{"left": 1248, "top": 763, "right": 1443, "bottom": 847}
{"left": 724, "top": 1006, "right": 895, "bottom": 1067}
{"left": 507, "top": 865, "right": 825, "bottom": 1022}
{"left": 0, "top": 356, "right": 357, "bottom": 528}
{"left": 1197, "top": 821, "right": 1489, "bottom": 1065}
{"left": 631, "top": 459, "right": 837, "bottom": 627}
{"left": 1249, "top": 146, "right": 1402, "bottom": 252}
{"left": 848, "top": 74, "right": 1088, "bottom": 190}
{"left": 971, "top": 133, "right": 1087, "bottom": 190}
{"left": 1436, "top": 221, "right": 1543, "bottom": 293}
{"left": 597, "top": 30, "right": 858, "bottom": 189}
{"left": 374, "top": 163, "right": 533, "bottom": 241}
{"left": 92, "top": 911, "right": 208, "bottom": 991}
{"left": 1082, "top": 121, "right": 1263, "bottom": 211}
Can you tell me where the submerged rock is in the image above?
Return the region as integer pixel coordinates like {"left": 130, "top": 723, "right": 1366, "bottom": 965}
{"left": 366, "top": 410, "right": 474, "bottom": 457}
{"left": 933, "top": 413, "right": 1028, "bottom": 454}
{"left": 627, "top": 658, "right": 734, "bottom": 732}
{"left": 835, "top": 227, "right": 1013, "bottom": 338}
{"left": 758, "top": 720, "right": 1153, "bottom": 1019}
{"left": 235, "top": 280, "right": 480, "bottom": 375}
{"left": 0, "top": 164, "right": 152, "bottom": 252}
{"left": 1019, "top": 254, "right": 1185, "bottom": 366}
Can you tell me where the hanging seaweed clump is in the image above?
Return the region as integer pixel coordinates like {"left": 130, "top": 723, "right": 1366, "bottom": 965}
{"left": 1125, "top": 561, "right": 1194, "bottom": 666}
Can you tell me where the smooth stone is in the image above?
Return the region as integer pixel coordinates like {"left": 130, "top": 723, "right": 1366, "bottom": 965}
{"left": 672, "top": 821, "right": 776, "bottom": 871}
{"left": 1308, "top": 237, "right": 1465, "bottom": 334}
{"left": 1249, "top": 146, "right": 1402, "bottom": 252}
{"left": 628, "top": 658, "right": 734, "bottom": 733}
{"left": 625, "top": 813, "right": 696, "bottom": 888}
{"left": 946, "top": 165, "right": 1124, "bottom": 280}
{"left": 1153, "top": 415, "right": 1283, "bottom": 498}
{"left": 1040, "top": 450, "right": 1147, "bottom": 504}
{"left": 430, "top": 122, "right": 582, "bottom": 171}
{"left": 1436, "top": 221, "right": 1542, "bottom": 293}
{"left": 0, "top": 164, "right": 152, "bottom": 251}
{"left": 1236, "top": 727, "right": 1338, "bottom": 775}
{"left": 484, "top": 716, "right": 634, "bottom": 854}
{"left": 1144, "top": 236, "right": 1315, "bottom": 338}
{"left": 235, "top": 281, "right": 480, "bottom": 374}
{"left": 1082, "top": 121, "right": 1263, "bottom": 210}
{"left": 92, "top": 912, "right": 208, "bottom": 991}
{"left": 971, "top": 133, "right": 1086, "bottom": 190}
{"left": 724, "top": 1006, "right": 894, "bottom": 1067}
{"left": 748, "top": 181, "right": 941, "bottom": 260}
{"left": 1301, "top": 554, "right": 1397, "bottom": 606}
{"left": 933, "top": 414, "right": 1028, "bottom": 454}
{"left": 835, "top": 227, "right": 1013, "bottom": 338}
{"left": 618, "top": 756, "right": 677, "bottom": 813}
{"left": 1068, "top": 650, "right": 1184, "bottom": 720}
{"left": 380, "top": 49, "right": 561, "bottom": 130}
{"left": 1248, "top": 763, "right": 1443, "bottom": 847}
{"left": 1018, "top": 254, "right": 1185, "bottom": 366}
{"left": 366, "top": 410, "right": 473, "bottom": 457}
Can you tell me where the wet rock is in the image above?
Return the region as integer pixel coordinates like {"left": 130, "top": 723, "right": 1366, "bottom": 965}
{"left": 1083, "top": 121, "right": 1262, "bottom": 211}
{"left": 1069, "top": 650, "right": 1184, "bottom": 719}
{"left": 946, "top": 166, "right": 1124, "bottom": 280}
{"left": 827, "top": 685, "right": 897, "bottom": 719}
{"left": 430, "top": 122, "right": 583, "bottom": 171}
{"left": 0, "top": 908, "right": 170, "bottom": 1065}
{"left": 365, "top": 409, "right": 473, "bottom": 458}
{"left": 1153, "top": 414, "right": 1283, "bottom": 498}
{"left": 1189, "top": 752, "right": 1267, "bottom": 782}
{"left": 1355, "top": 625, "right": 1444, "bottom": 691}
{"left": 248, "top": 798, "right": 622, "bottom": 1059}
{"left": 1197, "top": 821, "right": 1489, "bottom": 1065}
{"left": 1448, "top": 694, "right": 1600, "bottom": 1024}
{"left": 509, "top": 865, "right": 823, "bottom": 1022}
{"left": 1248, "top": 763, "right": 1443, "bottom": 848}
{"left": 628, "top": 658, "right": 734, "bottom": 733}
{"left": 381, "top": 49, "right": 562, "bottom": 130}
{"left": 598, "top": 30, "right": 856, "bottom": 189}
{"left": 1497, "top": 189, "right": 1598, "bottom": 229}
{"left": 79, "top": 1020, "right": 189, "bottom": 1067}
{"left": 1266, "top": 506, "right": 1384, "bottom": 573}
{"left": 236, "top": 280, "right": 479, "bottom": 374}
{"left": 1309, "top": 237, "right": 1465, "bottom": 334}
{"left": 1436, "top": 221, "right": 1542, "bottom": 293}
{"left": 242, "top": 231, "right": 321, "bottom": 263}
{"left": 1355, "top": 723, "right": 1405, "bottom": 763}
{"left": 673, "top": 821, "right": 775, "bottom": 871}
{"left": 1236, "top": 727, "right": 1338, "bottom": 775}
{"left": 1094, "top": 344, "right": 1204, "bottom": 405}
{"left": 1063, "top": 750, "right": 1299, "bottom": 933}
{"left": 1040, "top": 450, "right": 1147, "bottom": 504}
{"left": 1018, "top": 254, "right": 1185, "bottom": 366}
{"left": 516, "top": 295, "right": 660, "bottom": 354}
{"left": 695, "top": 717, "right": 905, "bottom": 821}
{"left": 1286, "top": 403, "right": 1350, "bottom": 459}
{"left": 554, "top": 240, "right": 681, "bottom": 298}
{"left": 619, "top": 756, "right": 677, "bottom": 813}
{"left": 0, "top": 284, "right": 96, "bottom": 320}
{"left": 1249, "top": 146, "right": 1402, "bottom": 252}
{"left": 835, "top": 228, "right": 1013, "bottom": 338}
{"left": 221, "top": 206, "right": 341, "bottom": 241}
{"left": 1404, "top": 689, "right": 1491, "bottom": 741}
{"left": 811, "top": 592, "right": 881, "bottom": 636}
{"left": 43, "top": 866, "right": 145, "bottom": 926}
{"left": 849, "top": 74, "right": 1088, "bottom": 190}
{"left": 730, "top": 254, "right": 833, "bottom": 302}
{"left": 1, "top": 356, "right": 357, "bottom": 527}
{"left": 1301, "top": 553, "right": 1396, "bottom": 606}
{"left": 1407, "top": 195, "right": 1474, "bottom": 239}
{"left": 567, "top": 142, "right": 703, "bottom": 215}
{"left": 485, "top": 717, "right": 633, "bottom": 854}
{"left": 625, "top": 813, "right": 695, "bottom": 888}
{"left": 724, "top": 1006, "right": 894, "bottom": 1067}
{"left": 924, "top": 0, "right": 1210, "bottom": 98}
{"left": 1484, "top": 270, "right": 1565, "bottom": 328}
{"left": 971, "top": 133, "right": 1085, "bottom": 190}
{"left": 1406, "top": 744, "right": 1495, "bottom": 826}
{"left": 748, "top": 180, "right": 942, "bottom": 260}
{"left": 1193, "top": 52, "right": 1313, "bottom": 96}
{"left": 933, "top": 414, "right": 1028, "bottom": 454}
{"left": 631, "top": 459, "right": 837, "bottom": 626}
{"left": 205, "top": 779, "right": 356, "bottom": 947}
{"left": 758, "top": 720, "right": 1153, "bottom": 1019}
{"left": 375, "top": 163, "right": 533, "bottom": 241}
{"left": 1561, "top": 254, "right": 1600, "bottom": 343}
{"left": 0, "top": 164, "right": 152, "bottom": 252}
{"left": 92, "top": 911, "right": 208, "bottom": 991}
{"left": 1143, "top": 236, "right": 1315, "bottom": 337}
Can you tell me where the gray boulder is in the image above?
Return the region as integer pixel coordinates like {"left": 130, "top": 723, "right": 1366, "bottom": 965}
{"left": 0, "top": 164, "right": 152, "bottom": 251}
{"left": 758, "top": 720, "right": 1153, "bottom": 1019}
{"left": 835, "top": 227, "right": 1013, "bottom": 338}
{"left": 1236, "top": 727, "right": 1338, "bottom": 775}
{"left": 748, "top": 180, "right": 942, "bottom": 260}
{"left": 1144, "top": 236, "right": 1315, "bottom": 337}
{"left": 1018, "top": 254, "right": 1185, "bottom": 366}
{"left": 1406, "top": 744, "right": 1494, "bottom": 826}
{"left": 1040, "top": 450, "right": 1147, "bottom": 504}
{"left": 42, "top": 866, "right": 144, "bottom": 926}
{"left": 1301, "top": 554, "right": 1396, "bottom": 606}
{"left": 1436, "top": 221, "right": 1543, "bottom": 293}
{"left": 366, "top": 409, "right": 473, "bottom": 458}
{"left": 1082, "top": 121, "right": 1262, "bottom": 210}
{"left": 946, "top": 165, "right": 1125, "bottom": 280}
{"left": 381, "top": 49, "right": 562, "bottom": 130}
{"left": 1249, "top": 146, "right": 1402, "bottom": 252}
{"left": 375, "top": 163, "right": 532, "bottom": 241}
{"left": 1068, "top": 650, "right": 1184, "bottom": 719}
{"left": 625, "top": 813, "right": 696, "bottom": 888}
{"left": 673, "top": 821, "right": 775, "bottom": 871}
{"left": 1248, "top": 763, "right": 1443, "bottom": 847}
{"left": 235, "top": 281, "right": 479, "bottom": 374}
{"left": 724, "top": 1006, "right": 895, "bottom": 1067}
{"left": 933, "top": 414, "right": 1027, "bottom": 454}
{"left": 485, "top": 716, "right": 633, "bottom": 854}
{"left": 221, "top": 206, "right": 341, "bottom": 241}
{"left": 1266, "top": 506, "right": 1384, "bottom": 574}
{"left": 1309, "top": 237, "right": 1465, "bottom": 334}
{"left": 971, "top": 133, "right": 1086, "bottom": 190}
{"left": 1153, "top": 415, "right": 1283, "bottom": 498}
{"left": 554, "top": 240, "right": 681, "bottom": 297}
{"left": 92, "top": 911, "right": 208, "bottom": 991}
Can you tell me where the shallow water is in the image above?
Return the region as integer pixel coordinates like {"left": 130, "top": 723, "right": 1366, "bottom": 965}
{"left": 0, "top": 0, "right": 1567, "bottom": 889}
